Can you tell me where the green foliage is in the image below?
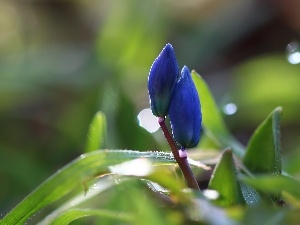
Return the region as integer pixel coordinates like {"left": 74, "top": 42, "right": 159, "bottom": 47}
{"left": 1, "top": 69, "right": 299, "bottom": 225}
{"left": 50, "top": 209, "right": 133, "bottom": 225}
{"left": 243, "top": 107, "right": 282, "bottom": 175}
{"left": 191, "top": 70, "right": 229, "bottom": 139}
{"left": 208, "top": 149, "right": 244, "bottom": 206}
{"left": 0, "top": 150, "right": 176, "bottom": 224}
{"left": 85, "top": 111, "right": 107, "bottom": 152}
{"left": 1, "top": 1, "right": 300, "bottom": 224}
{"left": 243, "top": 175, "right": 300, "bottom": 201}
{"left": 191, "top": 71, "right": 245, "bottom": 158}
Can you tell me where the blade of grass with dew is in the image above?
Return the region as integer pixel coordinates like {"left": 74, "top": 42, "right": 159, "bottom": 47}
{"left": 37, "top": 167, "right": 186, "bottom": 225}
{"left": 0, "top": 150, "right": 176, "bottom": 225}
{"left": 36, "top": 176, "right": 118, "bottom": 225}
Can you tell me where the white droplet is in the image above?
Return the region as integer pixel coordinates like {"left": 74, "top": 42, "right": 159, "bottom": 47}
{"left": 137, "top": 108, "right": 159, "bottom": 133}
{"left": 109, "top": 158, "right": 153, "bottom": 176}
{"left": 286, "top": 41, "right": 300, "bottom": 64}
{"left": 203, "top": 189, "right": 219, "bottom": 200}
{"left": 223, "top": 103, "right": 237, "bottom": 115}
{"left": 287, "top": 52, "right": 300, "bottom": 64}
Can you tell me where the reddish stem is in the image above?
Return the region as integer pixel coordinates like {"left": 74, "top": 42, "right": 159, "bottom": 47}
{"left": 158, "top": 117, "right": 200, "bottom": 190}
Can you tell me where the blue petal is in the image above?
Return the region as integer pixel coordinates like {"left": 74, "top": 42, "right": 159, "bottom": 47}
{"left": 168, "top": 66, "right": 202, "bottom": 148}
{"left": 148, "top": 43, "right": 179, "bottom": 117}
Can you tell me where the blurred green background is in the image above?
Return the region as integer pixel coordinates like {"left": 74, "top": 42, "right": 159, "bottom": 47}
{"left": 1, "top": 0, "right": 300, "bottom": 216}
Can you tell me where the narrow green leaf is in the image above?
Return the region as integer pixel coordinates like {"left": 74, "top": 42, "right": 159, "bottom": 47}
{"left": 37, "top": 163, "right": 187, "bottom": 225}
{"left": 239, "top": 180, "right": 261, "bottom": 205}
{"left": 50, "top": 208, "right": 133, "bottom": 225}
{"left": 208, "top": 149, "right": 244, "bottom": 206}
{"left": 242, "top": 175, "right": 300, "bottom": 200}
{"left": 243, "top": 107, "right": 282, "bottom": 175}
{"left": 0, "top": 150, "right": 176, "bottom": 225}
{"left": 36, "top": 176, "right": 121, "bottom": 225}
{"left": 191, "top": 70, "right": 228, "bottom": 138}
{"left": 85, "top": 111, "right": 106, "bottom": 152}
{"left": 191, "top": 70, "right": 245, "bottom": 158}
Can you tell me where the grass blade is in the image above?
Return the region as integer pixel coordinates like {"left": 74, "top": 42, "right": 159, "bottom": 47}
{"left": 0, "top": 150, "right": 175, "bottom": 225}
{"left": 50, "top": 208, "right": 133, "bottom": 225}
{"left": 85, "top": 111, "right": 106, "bottom": 152}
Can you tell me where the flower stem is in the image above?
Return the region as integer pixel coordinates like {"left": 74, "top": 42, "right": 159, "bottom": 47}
{"left": 158, "top": 117, "right": 200, "bottom": 190}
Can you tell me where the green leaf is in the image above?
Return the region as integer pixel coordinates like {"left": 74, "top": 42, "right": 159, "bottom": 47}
{"left": 208, "top": 149, "right": 244, "bottom": 206}
{"left": 85, "top": 111, "right": 106, "bottom": 152}
{"left": 242, "top": 175, "right": 300, "bottom": 200}
{"left": 44, "top": 178, "right": 179, "bottom": 225}
{"left": 191, "top": 70, "right": 245, "bottom": 158}
{"left": 243, "top": 107, "right": 282, "bottom": 175}
{"left": 191, "top": 70, "right": 228, "bottom": 138}
{"left": 0, "top": 150, "right": 176, "bottom": 225}
{"left": 239, "top": 180, "right": 262, "bottom": 206}
{"left": 50, "top": 208, "right": 133, "bottom": 225}
{"left": 242, "top": 201, "right": 286, "bottom": 225}
{"left": 37, "top": 175, "right": 119, "bottom": 225}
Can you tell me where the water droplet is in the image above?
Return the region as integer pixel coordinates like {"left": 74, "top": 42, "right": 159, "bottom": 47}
{"left": 137, "top": 108, "right": 160, "bottom": 133}
{"left": 79, "top": 154, "right": 86, "bottom": 159}
{"left": 286, "top": 41, "right": 300, "bottom": 64}
{"left": 223, "top": 103, "right": 237, "bottom": 115}
{"left": 203, "top": 189, "right": 219, "bottom": 200}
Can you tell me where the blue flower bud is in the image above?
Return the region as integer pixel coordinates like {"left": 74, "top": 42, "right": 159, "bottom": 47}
{"left": 168, "top": 66, "right": 202, "bottom": 148}
{"left": 148, "top": 43, "right": 179, "bottom": 117}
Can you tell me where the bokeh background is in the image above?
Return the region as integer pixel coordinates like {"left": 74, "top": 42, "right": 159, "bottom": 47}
{"left": 1, "top": 0, "right": 300, "bottom": 215}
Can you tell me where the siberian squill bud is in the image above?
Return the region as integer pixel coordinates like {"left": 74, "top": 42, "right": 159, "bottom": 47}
{"left": 168, "top": 66, "right": 202, "bottom": 149}
{"left": 148, "top": 43, "right": 179, "bottom": 117}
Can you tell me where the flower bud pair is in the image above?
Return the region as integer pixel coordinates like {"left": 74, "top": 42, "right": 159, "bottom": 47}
{"left": 148, "top": 44, "right": 202, "bottom": 148}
